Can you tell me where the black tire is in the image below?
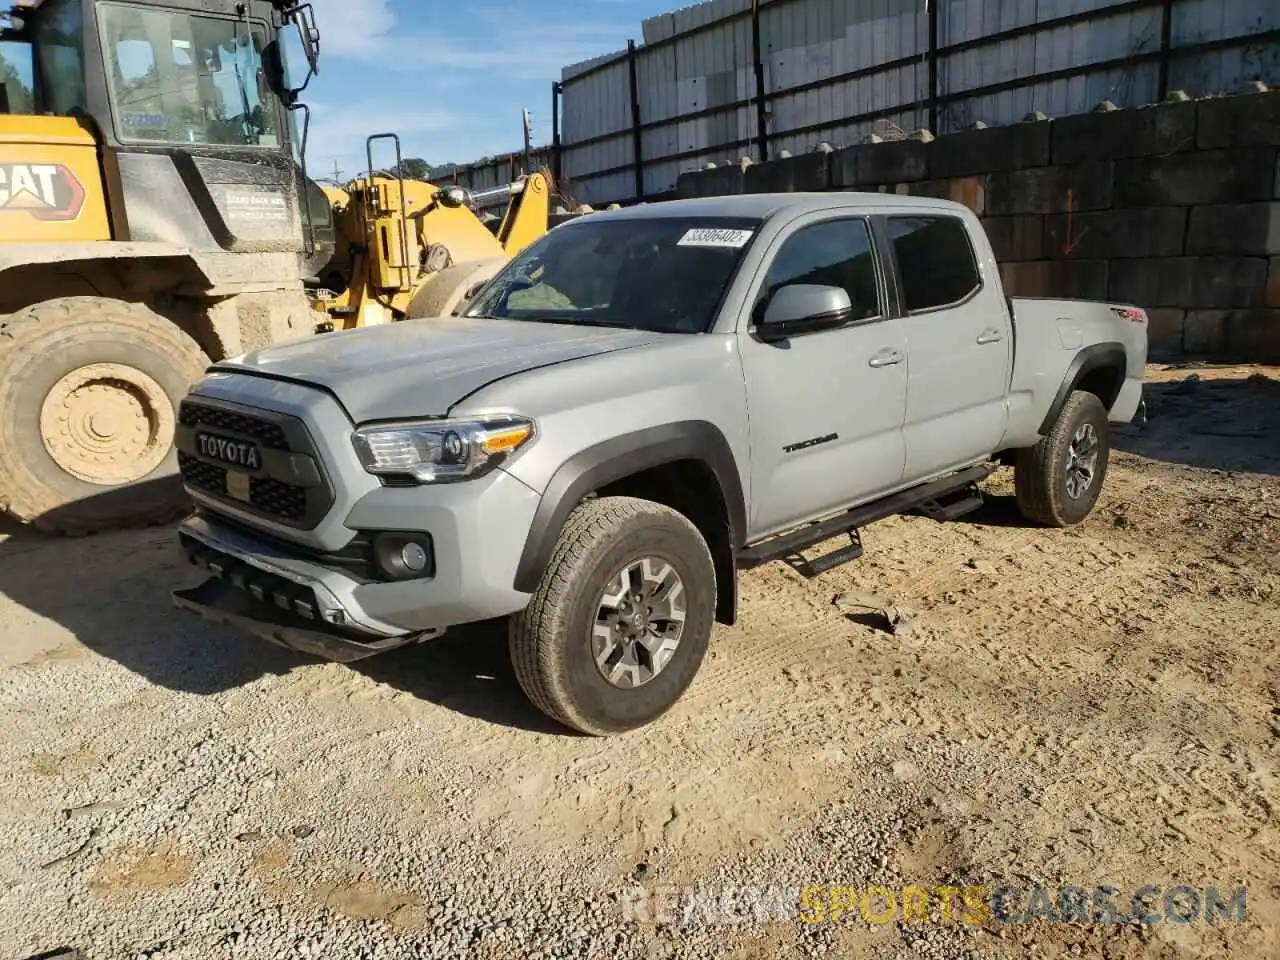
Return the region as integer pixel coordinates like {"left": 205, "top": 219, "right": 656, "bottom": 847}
{"left": 509, "top": 496, "right": 717, "bottom": 736}
{"left": 0, "top": 297, "right": 211, "bottom": 535}
{"left": 1014, "top": 390, "right": 1111, "bottom": 527}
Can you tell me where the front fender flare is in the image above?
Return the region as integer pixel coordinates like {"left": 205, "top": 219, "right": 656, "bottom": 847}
{"left": 511, "top": 421, "right": 747, "bottom": 604}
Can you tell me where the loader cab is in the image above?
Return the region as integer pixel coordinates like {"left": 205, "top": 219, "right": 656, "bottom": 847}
{"left": 0, "top": 0, "right": 332, "bottom": 276}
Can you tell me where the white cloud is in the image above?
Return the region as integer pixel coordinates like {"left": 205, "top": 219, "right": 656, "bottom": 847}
{"left": 298, "top": 2, "right": 640, "bottom": 164}
{"left": 412, "top": 9, "right": 634, "bottom": 79}
{"left": 309, "top": 0, "right": 395, "bottom": 59}
{"left": 308, "top": 0, "right": 632, "bottom": 79}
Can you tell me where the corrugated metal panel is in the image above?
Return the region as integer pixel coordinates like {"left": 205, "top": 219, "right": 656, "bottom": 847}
{"left": 561, "top": 58, "right": 633, "bottom": 143}
{"left": 473, "top": 0, "right": 1280, "bottom": 204}
{"left": 562, "top": 50, "right": 628, "bottom": 83}
{"left": 561, "top": 133, "right": 631, "bottom": 179}
{"left": 1171, "top": 0, "right": 1280, "bottom": 46}
{"left": 941, "top": 63, "right": 1161, "bottom": 131}
{"left": 1169, "top": 46, "right": 1280, "bottom": 95}
{"left": 566, "top": 170, "right": 634, "bottom": 207}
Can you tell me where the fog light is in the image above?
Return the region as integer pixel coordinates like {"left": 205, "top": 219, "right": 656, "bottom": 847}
{"left": 372, "top": 532, "right": 436, "bottom": 581}
{"left": 400, "top": 541, "right": 429, "bottom": 573}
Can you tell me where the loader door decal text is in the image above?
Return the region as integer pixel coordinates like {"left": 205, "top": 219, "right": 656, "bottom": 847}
{"left": 0, "top": 163, "right": 87, "bottom": 221}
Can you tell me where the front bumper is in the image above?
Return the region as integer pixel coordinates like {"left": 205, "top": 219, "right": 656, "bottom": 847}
{"left": 173, "top": 577, "right": 428, "bottom": 663}
{"left": 174, "top": 515, "right": 440, "bottom": 662}
{"left": 172, "top": 465, "right": 543, "bottom": 662}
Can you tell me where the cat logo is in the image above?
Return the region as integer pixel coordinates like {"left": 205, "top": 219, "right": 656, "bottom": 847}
{"left": 0, "top": 163, "right": 87, "bottom": 221}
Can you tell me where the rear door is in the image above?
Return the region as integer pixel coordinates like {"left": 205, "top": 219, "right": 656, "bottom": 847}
{"left": 884, "top": 214, "right": 1012, "bottom": 480}
{"left": 737, "top": 214, "right": 908, "bottom": 540}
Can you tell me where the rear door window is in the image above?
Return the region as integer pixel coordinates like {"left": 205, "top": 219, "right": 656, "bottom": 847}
{"left": 887, "top": 216, "right": 981, "bottom": 312}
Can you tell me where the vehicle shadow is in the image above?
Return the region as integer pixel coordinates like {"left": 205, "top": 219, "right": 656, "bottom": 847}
{"left": 947, "top": 491, "right": 1027, "bottom": 528}
{"left": 0, "top": 485, "right": 556, "bottom": 733}
{"left": 353, "top": 620, "right": 573, "bottom": 735}
{"left": 1110, "top": 368, "right": 1280, "bottom": 476}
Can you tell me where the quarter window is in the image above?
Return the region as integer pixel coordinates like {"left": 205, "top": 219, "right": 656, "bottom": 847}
{"left": 756, "top": 218, "right": 881, "bottom": 324}
{"left": 887, "top": 216, "right": 981, "bottom": 312}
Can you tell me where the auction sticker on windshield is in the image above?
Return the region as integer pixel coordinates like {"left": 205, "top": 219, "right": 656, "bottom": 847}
{"left": 677, "top": 228, "right": 754, "bottom": 248}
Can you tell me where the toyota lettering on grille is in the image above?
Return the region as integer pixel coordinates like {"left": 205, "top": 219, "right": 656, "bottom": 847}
{"left": 195, "top": 432, "right": 263, "bottom": 471}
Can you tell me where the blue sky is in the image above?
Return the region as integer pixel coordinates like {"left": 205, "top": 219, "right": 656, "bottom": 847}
{"left": 304, "top": 0, "right": 679, "bottom": 180}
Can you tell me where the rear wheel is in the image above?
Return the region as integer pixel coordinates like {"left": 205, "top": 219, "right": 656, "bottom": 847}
{"left": 0, "top": 297, "right": 211, "bottom": 535}
{"left": 1015, "top": 390, "right": 1111, "bottom": 527}
{"left": 509, "top": 496, "right": 717, "bottom": 736}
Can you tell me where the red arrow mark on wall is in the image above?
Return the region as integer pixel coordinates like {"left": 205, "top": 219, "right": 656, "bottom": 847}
{"left": 1060, "top": 188, "right": 1090, "bottom": 255}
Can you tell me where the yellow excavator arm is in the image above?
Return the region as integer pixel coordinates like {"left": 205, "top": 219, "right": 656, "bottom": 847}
{"left": 314, "top": 170, "right": 554, "bottom": 331}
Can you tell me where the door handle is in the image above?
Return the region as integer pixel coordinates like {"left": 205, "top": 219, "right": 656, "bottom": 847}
{"left": 868, "top": 349, "right": 903, "bottom": 368}
{"left": 977, "top": 329, "right": 1003, "bottom": 344}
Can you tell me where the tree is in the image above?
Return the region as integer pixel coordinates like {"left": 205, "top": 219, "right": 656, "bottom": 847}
{"left": 397, "top": 157, "right": 431, "bottom": 180}
{"left": 0, "top": 52, "right": 34, "bottom": 113}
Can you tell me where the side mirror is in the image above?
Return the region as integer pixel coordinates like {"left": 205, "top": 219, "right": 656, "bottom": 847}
{"left": 757, "top": 284, "right": 854, "bottom": 342}
{"left": 281, "top": 3, "right": 319, "bottom": 96}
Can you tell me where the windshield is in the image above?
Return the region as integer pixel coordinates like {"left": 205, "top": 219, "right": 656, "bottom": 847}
{"left": 100, "top": 3, "right": 280, "bottom": 147}
{"left": 465, "top": 216, "right": 762, "bottom": 334}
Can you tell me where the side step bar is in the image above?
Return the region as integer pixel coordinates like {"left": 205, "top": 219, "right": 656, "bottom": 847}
{"left": 915, "top": 483, "right": 986, "bottom": 522}
{"left": 737, "top": 464, "right": 994, "bottom": 576}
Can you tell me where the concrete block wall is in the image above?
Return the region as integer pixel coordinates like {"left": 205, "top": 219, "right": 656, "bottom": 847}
{"left": 676, "top": 88, "right": 1280, "bottom": 363}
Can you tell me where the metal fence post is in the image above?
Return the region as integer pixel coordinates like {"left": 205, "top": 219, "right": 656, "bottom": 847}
{"left": 628, "top": 39, "right": 645, "bottom": 200}
{"left": 752, "top": 0, "right": 769, "bottom": 162}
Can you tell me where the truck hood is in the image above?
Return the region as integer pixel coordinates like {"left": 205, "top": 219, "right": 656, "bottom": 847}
{"left": 214, "top": 316, "right": 662, "bottom": 423}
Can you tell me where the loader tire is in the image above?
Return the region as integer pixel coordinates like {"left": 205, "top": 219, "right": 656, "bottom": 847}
{"left": 1014, "top": 390, "right": 1111, "bottom": 528}
{"left": 0, "top": 297, "right": 211, "bottom": 535}
{"left": 509, "top": 496, "right": 716, "bottom": 736}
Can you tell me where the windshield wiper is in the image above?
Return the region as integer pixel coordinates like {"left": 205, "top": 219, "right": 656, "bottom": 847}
{"left": 516, "top": 315, "right": 641, "bottom": 330}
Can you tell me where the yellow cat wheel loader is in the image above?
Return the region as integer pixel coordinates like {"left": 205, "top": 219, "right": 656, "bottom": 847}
{"left": 311, "top": 135, "right": 554, "bottom": 330}
{"left": 0, "top": 0, "right": 333, "bottom": 534}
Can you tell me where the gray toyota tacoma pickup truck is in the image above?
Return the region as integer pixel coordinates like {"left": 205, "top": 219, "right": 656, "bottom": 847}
{"left": 172, "top": 193, "right": 1148, "bottom": 736}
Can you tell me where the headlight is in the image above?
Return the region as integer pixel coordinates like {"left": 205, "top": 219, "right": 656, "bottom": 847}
{"left": 352, "top": 415, "right": 535, "bottom": 483}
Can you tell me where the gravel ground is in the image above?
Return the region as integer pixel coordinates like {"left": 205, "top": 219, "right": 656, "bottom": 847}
{"left": 0, "top": 363, "right": 1277, "bottom": 960}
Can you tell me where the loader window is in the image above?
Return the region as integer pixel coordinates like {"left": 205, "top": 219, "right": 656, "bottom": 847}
{"left": 100, "top": 4, "right": 281, "bottom": 148}
{"left": 31, "top": 0, "right": 87, "bottom": 114}
{"left": 0, "top": 41, "right": 34, "bottom": 113}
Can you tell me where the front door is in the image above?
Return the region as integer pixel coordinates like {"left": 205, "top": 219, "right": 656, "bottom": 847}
{"left": 738, "top": 215, "right": 908, "bottom": 541}
{"left": 884, "top": 215, "right": 1013, "bottom": 480}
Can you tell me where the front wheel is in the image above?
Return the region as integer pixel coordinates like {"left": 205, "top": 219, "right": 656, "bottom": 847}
{"left": 509, "top": 496, "right": 717, "bottom": 736}
{"left": 1015, "top": 389, "right": 1111, "bottom": 527}
{"left": 0, "top": 297, "right": 210, "bottom": 534}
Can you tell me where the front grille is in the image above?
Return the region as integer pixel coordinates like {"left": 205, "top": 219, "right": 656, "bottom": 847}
{"left": 177, "top": 399, "right": 335, "bottom": 530}
{"left": 249, "top": 476, "right": 307, "bottom": 523}
{"left": 179, "top": 403, "right": 289, "bottom": 450}
{"left": 179, "top": 453, "right": 225, "bottom": 497}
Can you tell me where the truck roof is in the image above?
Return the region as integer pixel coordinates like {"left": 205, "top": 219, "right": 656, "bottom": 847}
{"left": 576, "top": 191, "right": 971, "bottom": 223}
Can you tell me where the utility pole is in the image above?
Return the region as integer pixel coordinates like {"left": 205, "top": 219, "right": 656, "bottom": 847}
{"left": 330, "top": 158, "right": 343, "bottom": 183}
{"left": 522, "top": 108, "right": 533, "bottom": 176}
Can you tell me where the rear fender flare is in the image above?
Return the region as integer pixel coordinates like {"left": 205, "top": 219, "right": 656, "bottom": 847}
{"left": 1038, "top": 341, "right": 1126, "bottom": 435}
